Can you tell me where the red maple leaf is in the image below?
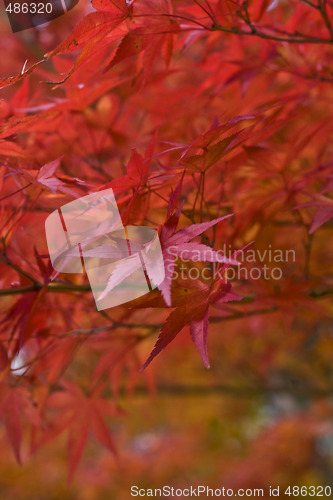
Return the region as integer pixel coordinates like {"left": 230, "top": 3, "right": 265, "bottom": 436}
{"left": 296, "top": 192, "right": 333, "bottom": 233}
{"left": 39, "top": 381, "right": 121, "bottom": 482}
{"left": 158, "top": 175, "right": 239, "bottom": 306}
{"left": 141, "top": 277, "right": 243, "bottom": 370}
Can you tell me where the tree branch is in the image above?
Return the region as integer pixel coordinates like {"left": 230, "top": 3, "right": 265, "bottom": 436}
{"left": 132, "top": 383, "right": 333, "bottom": 398}
{"left": 0, "top": 253, "right": 39, "bottom": 285}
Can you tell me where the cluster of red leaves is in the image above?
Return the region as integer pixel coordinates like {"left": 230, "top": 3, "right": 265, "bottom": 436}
{"left": 0, "top": 0, "right": 332, "bottom": 482}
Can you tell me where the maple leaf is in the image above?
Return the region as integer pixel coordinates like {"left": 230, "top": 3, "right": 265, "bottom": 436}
{"left": 0, "top": 60, "right": 45, "bottom": 91}
{"left": 42, "top": 381, "right": 121, "bottom": 482}
{"left": 0, "top": 140, "right": 30, "bottom": 160}
{"left": 178, "top": 114, "right": 256, "bottom": 173}
{"left": 136, "top": 179, "right": 251, "bottom": 368}
{"left": 190, "top": 308, "right": 210, "bottom": 369}
{"left": 0, "top": 385, "right": 40, "bottom": 465}
{"left": 36, "top": 159, "right": 80, "bottom": 196}
{"left": 158, "top": 177, "right": 239, "bottom": 306}
{"left": 99, "top": 149, "right": 149, "bottom": 194}
{"left": 44, "top": 9, "right": 128, "bottom": 84}
{"left": 141, "top": 279, "right": 243, "bottom": 370}
{"left": 98, "top": 134, "right": 158, "bottom": 195}
{"left": 97, "top": 253, "right": 144, "bottom": 302}
{"left": 103, "top": 0, "right": 178, "bottom": 79}
{"left": 97, "top": 134, "right": 160, "bottom": 222}
{"left": 296, "top": 193, "right": 333, "bottom": 233}
{"left": 5, "top": 158, "right": 88, "bottom": 198}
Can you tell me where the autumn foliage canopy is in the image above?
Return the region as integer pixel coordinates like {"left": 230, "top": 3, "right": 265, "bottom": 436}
{"left": 0, "top": 0, "right": 332, "bottom": 495}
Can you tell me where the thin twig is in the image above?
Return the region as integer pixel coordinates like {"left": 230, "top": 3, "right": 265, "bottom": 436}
{"left": 0, "top": 252, "right": 38, "bottom": 285}
{"left": 318, "top": 0, "right": 333, "bottom": 39}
